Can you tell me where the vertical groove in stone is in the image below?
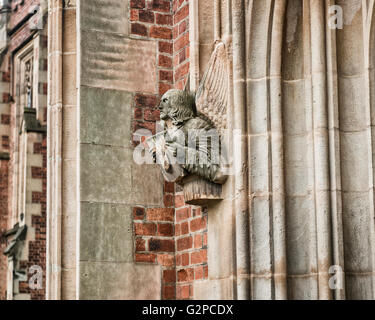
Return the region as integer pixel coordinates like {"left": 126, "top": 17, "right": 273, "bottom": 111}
{"left": 247, "top": 0, "right": 274, "bottom": 300}
{"left": 214, "top": 0, "right": 222, "bottom": 41}
{"left": 303, "top": 0, "right": 319, "bottom": 300}
{"left": 363, "top": 0, "right": 375, "bottom": 299}
{"left": 189, "top": 0, "right": 200, "bottom": 91}
{"left": 309, "top": 0, "right": 333, "bottom": 300}
{"left": 46, "top": 0, "right": 63, "bottom": 300}
{"left": 282, "top": 0, "right": 319, "bottom": 300}
{"left": 61, "top": 3, "right": 78, "bottom": 301}
{"left": 325, "top": 0, "right": 346, "bottom": 300}
{"left": 269, "top": 0, "right": 287, "bottom": 300}
{"left": 232, "top": 0, "right": 251, "bottom": 300}
{"left": 223, "top": 0, "right": 238, "bottom": 300}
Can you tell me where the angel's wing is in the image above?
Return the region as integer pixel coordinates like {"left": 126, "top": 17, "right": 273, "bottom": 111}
{"left": 195, "top": 42, "right": 230, "bottom": 134}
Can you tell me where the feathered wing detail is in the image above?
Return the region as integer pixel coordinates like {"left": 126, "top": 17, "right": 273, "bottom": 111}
{"left": 195, "top": 41, "right": 230, "bottom": 134}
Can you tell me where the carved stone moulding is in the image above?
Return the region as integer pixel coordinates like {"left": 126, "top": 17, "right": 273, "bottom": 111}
{"left": 178, "top": 175, "right": 223, "bottom": 206}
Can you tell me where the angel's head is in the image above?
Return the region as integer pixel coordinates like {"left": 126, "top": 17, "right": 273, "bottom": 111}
{"left": 159, "top": 89, "right": 197, "bottom": 125}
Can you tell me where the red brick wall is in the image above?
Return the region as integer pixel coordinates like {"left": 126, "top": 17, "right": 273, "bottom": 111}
{"left": 0, "top": 159, "right": 9, "bottom": 300}
{"left": 17, "top": 135, "right": 47, "bottom": 300}
{"left": 133, "top": 181, "right": 177, "bottom": 300}
{"left": 172, "top": 0, "right": 189, "bottom": 90}
{"left": 130, "top": 0, "right": 174, "bottom": 97}
{"left": 175, "top": 190, "right": 208, "bottom": 299}
{"left": 131, "top": 0, "right": 209, "bottom": 300}
{"left": 130, "top": 0, "right": 177, "bottom": 300}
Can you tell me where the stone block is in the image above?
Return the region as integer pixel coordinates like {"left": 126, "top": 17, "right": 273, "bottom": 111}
{"left": 342, "top": 192, "right": 373, "bottom": 273}
{"left": 340, "top": 131, "right": 369, "bottom": 192}
{"left": 269, "top": 78, "right": 283, "bottom": 132}
{"left": 345, "top": 273, "right": 374, "bottom": 300}
{"left": 61, "top": 268, "right": 77, "bottom": 300}
{"left": 285, "top": 194, "right": 317, "bottom": 275}
{"left": 62, "top": 106, "right": 78, "bottom": 160}
{"left": 250, "top": 196, "right": 272, "bottom": 275}
{"left": 287, "top": 275, "right": 318, "bottom": 300}
{"left": 248, "top": 79, "right": 268, "bottom": 134}
{"left": 284, "top": 135, "right": 312, "bottom": 195}
{"left": 79, "top": 262, "right": 161, "bottom": 300}
{"left": 80, "top": 87, "right": 133, "bottom": 147}
{"left": 80, "top": 202, "right": 133, "bottom": 262}
{"left": 282, "top": 3, "right": 304, "bottom": 81}
{"left": 282, "top": 80, "right": 306, "bottom": 135}
{"left": 80, "top": 144, "right": 132, "bottom": 203}
{"left": 247, "top": 1, "right": 272, "bottom": 79}
{"left": 252, "top": 276, "right": 273, "bottom": 300}
{"left": 62, "top": 8, "right": 76, "bottom": 52}
{"left": 313, "top": 130, "right": 330, "bottom": 191}
{"left": 199, "top": 43, "right": 215, "bottom": 79}
{"left": 62, "top": 212, "right": 77, "bottom": 269}
{"left": 338, "top": 76, "right": 367, "bottom": 132}
{"left": 336, "top": 6, "right": 364, "bottom": 77}
{"left": 131, "top": 164, "right": 164, "bottom": 206}
{"left": 49, "top": 53, "right": 63, "bottom": 106}
{"left": 193, "top": 278, "right": 235, "bottom": 300}
{"left": 80, "top": 0, "right": 129, "bottom": 36}
{"left": 249, "top": 135, "right": 270, "bottom": 193}
{"left": 62, "top": 158, "right": 77, "bottom": 214}
{"left": 207, "top": 199, "right": 235, "bottom": 280}
{"left": 198, "top": 1, "right": 214, "bottom": 44}
{"left": 80, "top": 30, "right": 157, "bottom": 94}
{"left": 62, "top": 53, "right": 77, "bottom": 106}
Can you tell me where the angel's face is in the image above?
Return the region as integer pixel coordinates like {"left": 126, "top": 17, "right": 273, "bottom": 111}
{"left": 159, "top": 91, "right": 174, "bottom": 120}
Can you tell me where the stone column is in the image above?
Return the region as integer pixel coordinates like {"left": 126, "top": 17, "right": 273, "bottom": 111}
{"left": 335, "top": 0, "right": 375, "bottom": 299}
{"left": 46, "top": 0, "right": 63, "bottom": 300}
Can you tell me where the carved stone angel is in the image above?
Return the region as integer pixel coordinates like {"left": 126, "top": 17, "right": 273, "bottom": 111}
{"left": 147, "top": 42, "right": 230, "bottom": 185}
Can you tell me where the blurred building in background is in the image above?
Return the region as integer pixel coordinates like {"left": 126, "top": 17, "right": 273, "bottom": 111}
{"left": 0, "top": 0, "right": 47, "bottom": 300}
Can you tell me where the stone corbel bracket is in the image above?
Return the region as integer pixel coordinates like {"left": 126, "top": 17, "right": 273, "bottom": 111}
{"left": 178, "top": 175, "right": 223, "bottom": 206}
